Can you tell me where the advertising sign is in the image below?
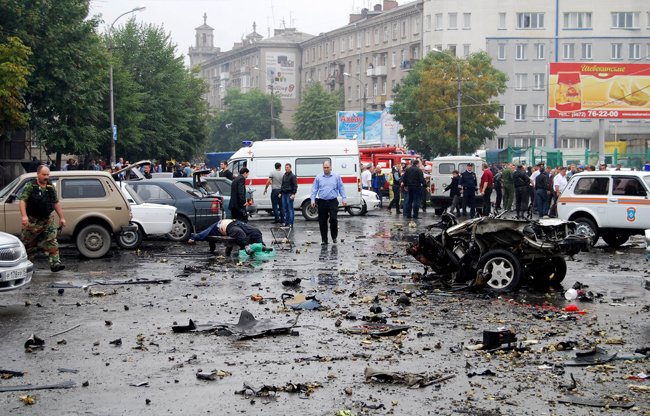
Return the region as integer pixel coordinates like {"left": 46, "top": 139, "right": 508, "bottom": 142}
{"left": 264, "top": 52, "right": 296, "bottom": 99}
{"left": 337, "top": 109, "right": 399, "bottom": 145}
{"left": 549, "top": 63, "right": 650, "bottom": 119}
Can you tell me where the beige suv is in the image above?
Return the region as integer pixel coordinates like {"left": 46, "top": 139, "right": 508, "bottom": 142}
{"left": 0, "top": 171, "right": 136, "bottom": 258}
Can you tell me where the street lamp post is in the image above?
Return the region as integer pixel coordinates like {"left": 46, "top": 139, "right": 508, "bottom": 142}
{"left": 109, "top": 5, "right": 146, "bottom": 168}
{"left": 343, "top": 73, "right": 366, "bottom": 141}
{"left": 253, "top": 67, "right": 276, "bottom": 139}
{"left": 432, "top": 48, "right": 462, "bottom": 156}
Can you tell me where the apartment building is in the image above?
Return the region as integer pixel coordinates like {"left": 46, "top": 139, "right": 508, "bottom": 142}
{"left": 423, "top": 0, "right": 650, "bottom": 151}
{"left": 300, "top": 0, "right": 423, "bottom": 112}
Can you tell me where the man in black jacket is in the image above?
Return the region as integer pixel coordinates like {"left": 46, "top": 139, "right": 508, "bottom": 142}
{"left": 535, "top": 166, "right": 550, "bottom": 217}
{"left": 513, "top": 164, "right": 530, "bottom": 218}
{"left": 229, "top": 168, "right": 249, "bottom": 222}
{"left": 280, "top": 163, "right": 298, "bottom": 227}
{"left": 218, "top": 160, "right": 234, "bottom": 180}
{"left": 403, "top": 160, "right": 426, "bottom": 219}
{"left": 444, "top": 170, "right": 461, "bottom": 216}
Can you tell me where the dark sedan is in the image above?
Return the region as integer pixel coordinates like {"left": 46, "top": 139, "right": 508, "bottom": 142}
{"left": 128, "top": 180, "right": 224, "bottom": 241}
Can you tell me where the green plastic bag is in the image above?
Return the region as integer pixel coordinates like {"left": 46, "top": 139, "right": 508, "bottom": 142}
{"left": 238, "top": 243, "right": 276, "bottom": 259}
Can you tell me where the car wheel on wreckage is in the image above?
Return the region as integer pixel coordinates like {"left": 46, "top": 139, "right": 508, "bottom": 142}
{"left": 477, "top": 249, "right": 523, "bottom": 293}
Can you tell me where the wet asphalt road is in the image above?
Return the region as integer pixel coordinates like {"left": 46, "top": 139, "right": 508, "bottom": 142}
{"left": 1, "top": 206, "right": 650, "bottom": 415}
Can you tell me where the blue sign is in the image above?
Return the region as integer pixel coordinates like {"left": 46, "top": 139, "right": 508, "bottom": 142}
{"left": 337, "top": 109, "right": 399, "bottom": 145}
{"left": 112, "top": 125, "right": 117, "bottom": 141}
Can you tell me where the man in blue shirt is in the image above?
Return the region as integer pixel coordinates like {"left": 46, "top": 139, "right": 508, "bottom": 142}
{"left": 310, "top": 161, "right": 347, "bottom": 245}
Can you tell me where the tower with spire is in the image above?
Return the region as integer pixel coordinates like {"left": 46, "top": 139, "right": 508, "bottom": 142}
{"left": 188, "top": 13, "right": 220, "bottom": 69}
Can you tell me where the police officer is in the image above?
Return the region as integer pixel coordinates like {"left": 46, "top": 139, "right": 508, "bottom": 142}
{"left": 513, "top": 164, "right": 530, "bottom": 219}
{"left": 19, "top": 165, "right": 66, "bottom": 272}
{"left": 459, "top": 162, "right": 478, "bottom": 218}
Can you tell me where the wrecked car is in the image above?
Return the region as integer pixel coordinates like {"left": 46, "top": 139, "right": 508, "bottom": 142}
{"left": 407, "top": 213, "right": 591, "bottom": 292}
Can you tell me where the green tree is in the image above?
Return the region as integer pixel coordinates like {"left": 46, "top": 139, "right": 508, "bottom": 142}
{"left": 0, "top": 37, "right": 31, "bottom": 136}
{"left": 390, "top": 51, "right": 508, "bottom": 158}
{"left": 208, "top": 89, "right": 285, "bottom": 151}
{"left": 292, "top": 82, "right": 342, "bottom": 140}
{"left": 106, "top": 19, "right": 210, "bottom": 161}
{"left": 0, "top": 0, "right": 110, "bottom": 158}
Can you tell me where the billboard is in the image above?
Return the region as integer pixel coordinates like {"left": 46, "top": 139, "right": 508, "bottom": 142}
{"left": 265, "top": 52, "right": 296, "bottom": 99}
{"left": 549, "top": 63, "right": 650, "bottom": 119}
{"left": 337, "top": 108, "right": 399, "bottom": 144}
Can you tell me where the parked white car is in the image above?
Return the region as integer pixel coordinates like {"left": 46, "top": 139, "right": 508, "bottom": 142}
{"left": 348, "top": 189, "right": 381, "bottom": 216}
{"left": 0, "top": 232, "right": 33, "bottom": 292}
{"left": 118, "top": 183, "right": 177, "bottom": 249}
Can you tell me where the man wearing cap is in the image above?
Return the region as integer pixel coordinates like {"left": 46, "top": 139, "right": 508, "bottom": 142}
{"left": 459, "top": 163, "right": 478, "bottom": 218}
{"left": 480, "top": 163, "right": 493, "bottom": 216}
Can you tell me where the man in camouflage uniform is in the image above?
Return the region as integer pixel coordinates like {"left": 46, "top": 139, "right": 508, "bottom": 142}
{"left": 19, "top": 165, "right": 66, "bottom": 272}
{"left": 501, "top": 163, "right": 515, "bottom": 211}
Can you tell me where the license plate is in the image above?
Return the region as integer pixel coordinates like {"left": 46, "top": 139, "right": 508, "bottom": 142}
{"left": 4, "top": 268, "right": 26, "bottom": 282}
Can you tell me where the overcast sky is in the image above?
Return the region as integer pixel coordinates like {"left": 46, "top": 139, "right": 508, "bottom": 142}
{"left": 91, "top": 0, "right": 385, "bottom": 66}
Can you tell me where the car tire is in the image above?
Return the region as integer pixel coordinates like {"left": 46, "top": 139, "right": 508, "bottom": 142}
{"left": 530, "top": 256, "right": 567, "bottom": 286}
{"left": 477, "top": 249, "right": 523, "bottom": 293}
{"left": 574, "top": 217, "right": 599, "bottom": 246}
{"left": 116, "top": 225, "right": 143, "bottom": 250}
{"left": 348, "top": 200, "right": 368, "bottom": 216}
{"left": 601, "top": 233, "right": 629, "bottom": 248}
{"left": 167, "top": 216, "right": 192, "bottom": 241}
{"left": 301, "top": 201, "right": 319, "bottom": 221}
{"left": 76, "top": 224, "right": 112, "bottom": 259}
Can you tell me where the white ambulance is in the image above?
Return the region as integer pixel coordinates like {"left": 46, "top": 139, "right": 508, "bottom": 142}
{"left": 228, "top": 139, "right": 363, "bottom": 220}
{"left": 429, "top": 156, "right": 486, "bottom": 214}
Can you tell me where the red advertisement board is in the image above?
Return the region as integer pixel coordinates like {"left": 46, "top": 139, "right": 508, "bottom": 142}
{"left": 548, "top": 63, "right": 650, "bottom": 119}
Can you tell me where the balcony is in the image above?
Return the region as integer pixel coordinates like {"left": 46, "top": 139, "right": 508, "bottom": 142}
{"left": 377, "top": 95, "right": 387, "bottom": 104}
{"left": 401, "top": 60, "right": 419, "bottom": 71}
{"left": 336, "top": 73, "right": 345, "bottom": 83}
{"left": 366, "top": 96, "right": 376, "bottom": 104}
{"left": 366, "top": 66, "right": 388, "bottom": 77}
{"left": 219, "top": 71, "right": 230, "bottom": 80}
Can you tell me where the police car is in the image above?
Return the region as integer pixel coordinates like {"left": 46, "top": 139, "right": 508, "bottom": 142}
{"left": 557, "top": 170, "right": 650, "bottom": 247}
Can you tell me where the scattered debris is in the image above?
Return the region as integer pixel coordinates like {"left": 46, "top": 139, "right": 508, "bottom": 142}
{"left": 557, "top": 395, "right": 634, "bottom": 408}
{"left": 49, "top": 324, "right": 81, "bottom": 338}
{"left": 95, "top": 278, "right": 171, "bottom": 285}
{"left": 0, "top": 380, "right": 76, "bottom": 393}
{"left": 564, "top": 347, "right": 617, "bottom": 366}
{"left": 364, "top": 367, "right": 455, "bottom": 388}
{"left": 282, "top": 293, "right": 323, "bottom": 310}
{"left": 24, "top": 334, "right": 44, "bottom": 349}
{"left": 172, "top": 310, "right": 298, "bottom": 339}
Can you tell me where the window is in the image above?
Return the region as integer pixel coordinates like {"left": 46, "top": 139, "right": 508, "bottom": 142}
{"left": 515, "top": 104, "right": 526, "bottom": 120}
{"left": 365, "top": 30, "right": 370, "bottom": 46}
{"left": 318, "top": 45, "right": 322, "bottom": 59}
{"left": 434, "top": 44, "right": 442, "bottom": 52}
{"left": 384, "top": 26, "right": 388, "bottom": 42}
{"left": 374, "top": 29, "right": 379, "bottom": 44}
{"left": 392, "top": 52, "right": 396, "bottom": 67}
{"left": 613, "top": 177, "right": 647, "bottom": 196}
{"left": 564, "top": 12, "right": 592, "bottom": 29}
{"left": 515, "top": 73, "right": 527, "bottom": 90}
{"left": 533, "top": 73, "right": 544, "bottom": 90}
{"left": 392, "top": 23, "right": 398, "bottom": 40}
{"left": 402, "top": 20, "right": 407, "bottom": 37}
{"left": 574, "top": 178, "right": 609, "bottom": 195}
{"left": 449, "top": 13, "right": 458, "bottom": 29}
{"left": 439, "top": 163, "right": 455, "bottom": 175}
{"left": 326, "top": 42, "right": 329, "bottom": 56}
{"left": 373, "top": 82, "right": 378, "bottom": 96}
{"left": 332, "top": 40, "right": 336, "bottom": 55}
{"left": 426, "top": 45, "right": 431, "bottom": 53}
{"left": 517, "top": 13, "right": 544, "bottom": 29}
{"left": 498, "top": 44, "right": 506, "bottom": 60}
{"left": 356, "top": 59, "right": 360, "bottom": 74}
{"left": 630, "top": 43, "right": 640, "bottom": 59}
{"left": 356, "top": 85, "right": 360, "bottom": 99}
{"left": 435, "top": 13, "right": 443, "bottom": 30}
{"left": 413, "top": 46, "right": 419, "bottom": 59}
{"left": 463, "top": 13, "right": 471, "bottom": 29}
{"left": 357, "top": 33, "right": 362, "bottom": 49}
{"left": 382, "top": 81, "right": 386, "bottom": 95}
{"left": 463, "top": 44, "right": 470, "bottom": 58}
{"left": 516, "top": 44, "right": 526, "bottom": 60}
{"left": 341, "top": 38, "right": 345, "bottom": 52}
{"left": 318, "top": 69, "right": 321, "bottom": 81}
{"left": 497, "top": 105, "right": 505, "bottom": 120}
{"left": 563, "top": 43, "right": 575, "bottom": 59}
{"left": 497, "top": 138, "right": 505, "bottom": 149}
{"left": 611, "top": 43, "right": 622, "bottom": 59}
{"left": 426, "top": 15, "right": 431, "bottom": 31}
{"left": 133, "top": 184, "right": 172, "bottom": 201}
{"left": 61, "top": 179, "right": 107, "bottom": 199}
{"left": 535, "top": 43, "right": 545, "bottom": 59}
{"left": 498, "top": 13, "right": 506, "bottom": 29}
{"left": 581, "top": 43, "right": 592, "bottom": 59}
{"left": 533, "top": 104, "right": 544, "bottom": 120}
{"left": 296, "top": 158, "right": 331, "bottom": 177}
{"left": 347, "top": 86, "right": 351, "bottom": 101}
{"left": 349, "top": 35, "right": 354, "bottom": 50}
{"left": 448, "top": 45, "right": 457, "bottom": 56}
{"left": 611, "top": 12, "right": 639, "bottom": 28}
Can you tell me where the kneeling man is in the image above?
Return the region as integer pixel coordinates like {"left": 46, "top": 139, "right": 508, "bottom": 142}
{"left": 188, "top": 219, "right": 271, "bottom": 255}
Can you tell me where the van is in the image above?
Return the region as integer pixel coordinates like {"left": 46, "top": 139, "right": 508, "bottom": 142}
{"left": 429, "top": 156, "right": 486, "bottom": 214}
{"left": 557, "top": 170, "right": 650, "bottom": 247}
{"left": 228, "top": 139, "right": 363, "bottom": 220}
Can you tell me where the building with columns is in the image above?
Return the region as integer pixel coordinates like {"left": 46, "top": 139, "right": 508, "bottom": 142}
{"left": 188, "top": 13, "right": 221, "bottom": 70}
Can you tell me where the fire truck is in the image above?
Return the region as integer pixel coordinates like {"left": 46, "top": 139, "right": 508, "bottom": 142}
{"left": 358, "top": 146, "right": 420, "bottom": 169}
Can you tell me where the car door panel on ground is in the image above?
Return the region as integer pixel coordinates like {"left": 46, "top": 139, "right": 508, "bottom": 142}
{"left": 607, "top": 176, "right": 650, "bottom": 229}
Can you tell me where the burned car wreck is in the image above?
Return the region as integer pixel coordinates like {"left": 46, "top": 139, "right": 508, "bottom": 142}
{"left": 407, "top": 214, "right": 591, "bottom": 293}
